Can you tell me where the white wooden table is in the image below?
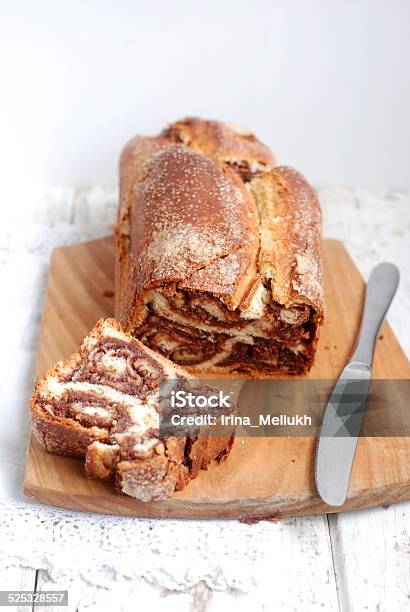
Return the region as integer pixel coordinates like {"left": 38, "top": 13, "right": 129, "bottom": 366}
{"left": 1, "top": 185, "right": 409, "bottom": 612}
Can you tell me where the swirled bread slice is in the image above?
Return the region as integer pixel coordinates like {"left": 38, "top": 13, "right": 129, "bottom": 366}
{"left": 30, "top": 318, "right": 234, "bottom": 501}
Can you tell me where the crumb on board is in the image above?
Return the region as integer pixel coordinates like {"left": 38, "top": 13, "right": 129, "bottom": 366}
{"left": 239, "top": 515, "right": 282, "bottom": 524}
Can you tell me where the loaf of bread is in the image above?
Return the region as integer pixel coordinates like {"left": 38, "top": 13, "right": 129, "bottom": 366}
{"left": 30, "top": 319, "right": 234, "bottom": 501}
{"left": 116, "top": 118, "right": 325, "bottom": 375}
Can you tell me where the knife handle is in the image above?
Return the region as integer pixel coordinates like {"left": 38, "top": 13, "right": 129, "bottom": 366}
{"left": 351, "top": 262, "right": 399, "bottom": 366}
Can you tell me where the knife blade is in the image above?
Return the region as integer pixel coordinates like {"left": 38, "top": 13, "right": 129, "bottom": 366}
{"left": 315, "top": 262, "right": 400, "bottom": 507}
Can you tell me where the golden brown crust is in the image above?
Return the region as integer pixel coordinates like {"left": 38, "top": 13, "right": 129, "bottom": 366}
{"left": 84, "top": 430, "right": 234, "bottom": 502}
{"left": 115, "top": 117, "right": 276, "bottom": 323}
{"left": 31, "top": 411, "right": 108, "bottom": 456}
{"left": 84, "top": 441, "right": 119, "bottom": 479}
{"left": 116, "top": 136, "right": 170, "bottom": 309}
{"left": 116, "top": 118, "right": 324, "bottom": 376}
{"left": 120, "top": 145, "right": 259, "bottom": 325}
{"left": 29, "top": 318, "right": 234, "bottom": 501}
{"left": 30, "top": 353, "right": 110, "bottom": 457}
{"left": 115, "top": 435, "right": 233, "bottom": 502}
{"left": 250, "top": 166, "right": 325, "bottom": 319}
{"left": 162, "top": 117, "right": 276, "bottom": 169}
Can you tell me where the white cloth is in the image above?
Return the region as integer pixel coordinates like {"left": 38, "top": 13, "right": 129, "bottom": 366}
{"left": 0, "top": 185, "right": 408, "bottom": 590}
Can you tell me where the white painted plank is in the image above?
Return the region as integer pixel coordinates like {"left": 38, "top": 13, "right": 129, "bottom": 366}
{"left": 329, "top": 501, "right": 410, "bottom": 612}
{"left": 0, "top": 566, "right": 37, "bottom": 612}
{"left": 35, "top": 570, "right": 107, "bottom": 612}
{"left": 235, "top": 515, "right": 339, "bottom": 611}
{"left": 33, "top": 514, "right": 339, "bottom": 611}
{"left": 34, "top": 570, "right": 199, "bottom": 612}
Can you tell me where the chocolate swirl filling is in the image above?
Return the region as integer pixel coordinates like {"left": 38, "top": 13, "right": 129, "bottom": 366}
{"left": 69, "top": 337, "right": 164, "bottom": 395}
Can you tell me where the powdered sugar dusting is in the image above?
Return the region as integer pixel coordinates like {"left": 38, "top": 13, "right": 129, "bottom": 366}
{"left": 179, "top": 249, "right": 245, "bottom": 294}
{"left": 132, "top": 145, "right": 255, "bottom": 283}
{"left": 147, "top": 224, "right": 223, "bottom": 274}
{"left": 214, "top": 253, "right": 241, "bottom": 284}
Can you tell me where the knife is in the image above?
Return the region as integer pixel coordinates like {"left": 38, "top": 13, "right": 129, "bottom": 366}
{"left": 315, "top": 262, "right": 400, "bottom": 506}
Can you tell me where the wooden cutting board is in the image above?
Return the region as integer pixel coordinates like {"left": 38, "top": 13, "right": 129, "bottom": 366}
{"left": 24, "top": 237, "right": 410, "bottom": 519}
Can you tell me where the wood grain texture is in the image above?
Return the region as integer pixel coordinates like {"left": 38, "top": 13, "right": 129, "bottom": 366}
{"left": 23, "top": 237, "right": 410, "bottom": 519}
